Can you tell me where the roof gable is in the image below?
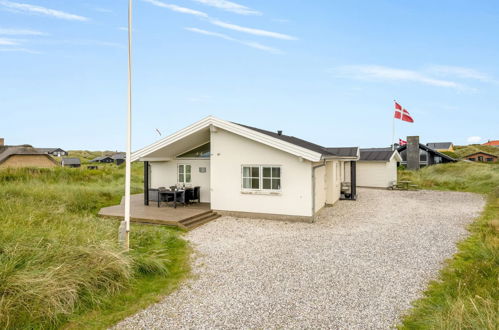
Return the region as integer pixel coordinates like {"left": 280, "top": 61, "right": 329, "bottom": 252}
{"left": 0, "top": 145, "right": 57, "bottom": 165}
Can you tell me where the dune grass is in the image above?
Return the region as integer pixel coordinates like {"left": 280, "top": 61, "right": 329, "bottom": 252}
{"left": 0, "top": 166, "right": 189, "bottom": 329}
{"left": 398, "top": 162, "right": 498, "bottom": 329}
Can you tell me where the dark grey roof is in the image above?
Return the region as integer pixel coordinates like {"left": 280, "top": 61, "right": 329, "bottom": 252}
{"left": 360, "top": 148, "right": 396, "bottom": 161}
{"left": 426, "top": 142, "right": 453, "bottom": 149}
{"left": 397, "top": 143, "right": 456, "bottom": 161}
{"left": 111, "top": 153, "right": 126, "bottom": 160}
{"left": 234, "top": 123, "right": 358, "bottom": 158}
{"left": 324, "top": 147, "right": 359, "bottom": 158}
{"left": 90, "top": 156, "right": 113, "bottom": 162}
{"left": 62, "top": 157, "right": 80, "bottom": 165}
{"left": 0, "top": 145, "right": 55, "bottom": 164}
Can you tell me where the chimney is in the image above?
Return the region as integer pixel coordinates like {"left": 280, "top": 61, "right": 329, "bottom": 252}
{"left": 406, "top": 136, "right": 420, "bottom": 170}
{"left": 277, "top": 130, "right": 283, "bottom": 136}
{"left": 0, "top": 138, "right": 4, "bottom": 146}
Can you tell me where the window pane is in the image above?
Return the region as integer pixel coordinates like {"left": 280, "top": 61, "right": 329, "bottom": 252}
{"left": 243, "top": 167, "right": 250, "bottom": 177}
{"left": 272, "top": 179, "right": 280, "bottom": 190}
{"left": 251, "top": 167, "right": 259, "bottom": 177}
{"left": 263, "top": 167, "right": 271, "bottom": 177}
{"left": 262, "top": 178, "right": 271, "bottom": 189}
{"left": 179, "top": 165, "right": 184, "bottom": 174}
{"left": 186, "top": 173, "right": 191, "bottom": 182}
{"left": 243, "top": 178, "right": 251, "bottom": 188}
{"left": 272, "top": 167, "right": 280, "bottom": 177}
{"left": 179, "top": 173, "right": 184, "bottom": 182}
{"left": 186, "top": 165, "right": 191, "bottom": 173}
{"left": 251, "top": 178, "right": 259, "bottom": 189}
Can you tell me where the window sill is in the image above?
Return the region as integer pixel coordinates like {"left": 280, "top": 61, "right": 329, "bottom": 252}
{"left": 241, "top": 190, "right": 282, "bottom": 196}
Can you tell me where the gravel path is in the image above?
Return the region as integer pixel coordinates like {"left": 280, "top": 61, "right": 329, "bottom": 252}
{"left": 116, "top": 189, "right": 484, "bottom": 329}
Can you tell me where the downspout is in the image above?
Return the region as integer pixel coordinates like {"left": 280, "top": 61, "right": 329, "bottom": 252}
{"left": 311, "top": 160, "right": 326, "bottom": 222}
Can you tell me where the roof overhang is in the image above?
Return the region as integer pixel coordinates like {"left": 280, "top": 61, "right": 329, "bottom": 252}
{"left": 132, "top": 116, "right": 324, "bottom": 162}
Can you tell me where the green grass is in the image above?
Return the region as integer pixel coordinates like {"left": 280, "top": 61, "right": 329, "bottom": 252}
{"left": 0, "top": 165, "right": 190, "bottom": 329}
{"left": 398, "top": 162, "right": 499, "bottom": 329}
{"left": 453, "top": 144, "right": 499, "bottom": 159}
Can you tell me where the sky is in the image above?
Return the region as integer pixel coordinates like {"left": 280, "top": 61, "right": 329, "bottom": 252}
{"left": 1, "top": 0, "right": 498, "bottom": 151}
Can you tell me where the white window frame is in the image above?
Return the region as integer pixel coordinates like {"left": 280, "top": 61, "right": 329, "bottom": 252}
{"left": 241, "top": 165, "right": 281, "bottom": 192}
{"left": 177, "top": 164, "right": 192, "bottom": 184}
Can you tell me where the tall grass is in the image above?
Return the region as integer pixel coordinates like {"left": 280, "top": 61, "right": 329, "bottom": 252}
{"left": 399, "top": 162, "right": 498, "bottom": 329}
{"left": 0, "top": 166, "right": 189, "bottom": 329}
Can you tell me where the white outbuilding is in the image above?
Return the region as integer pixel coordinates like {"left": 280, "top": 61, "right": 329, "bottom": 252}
{"left": 355, "top": 148, "right": 402, "bottom": 188}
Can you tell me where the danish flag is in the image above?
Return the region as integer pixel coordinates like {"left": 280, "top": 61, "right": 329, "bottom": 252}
{"left": 394, "top": 102, "right": 414, "bottom": 123}
{"left": 399, "top": 138, "right": 407, "bottom": 146}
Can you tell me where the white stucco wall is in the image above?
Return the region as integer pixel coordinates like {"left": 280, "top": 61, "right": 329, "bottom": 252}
{"left": 149, "top": 159, "right": 211, "bottom": 202}
{"left": 313, "top": 164, "right": 326, "bottom": 213}
{"left": 356, "top": 160, "right": 397, "bottom": 188}
{"left": 210, "top": 128, "right": 313, "bottom": 217}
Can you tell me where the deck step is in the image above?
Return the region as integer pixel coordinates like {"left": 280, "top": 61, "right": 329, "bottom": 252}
{"left": 179, "top": 211, "right": 220, "bottom": 230}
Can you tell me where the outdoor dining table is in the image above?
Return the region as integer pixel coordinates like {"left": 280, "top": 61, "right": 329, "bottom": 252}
{"left": 157, "top": 189, "right": 185, "bottom": 208}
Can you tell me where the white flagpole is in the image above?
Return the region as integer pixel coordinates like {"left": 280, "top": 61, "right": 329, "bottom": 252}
{"left": 123, "top": 0, "right": 133, "bottom": 250}
{"left": 392, "top": 100, "right": 396, "bottom": 151}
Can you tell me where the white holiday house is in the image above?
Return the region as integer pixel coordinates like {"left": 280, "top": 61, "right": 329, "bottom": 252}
{"left": 132, "top": 116, "right": 359, "bottom": 221}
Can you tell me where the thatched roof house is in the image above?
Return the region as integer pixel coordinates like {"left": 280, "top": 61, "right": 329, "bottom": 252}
{"left": 0, "top": 141, "right": 58, "bottom": 168}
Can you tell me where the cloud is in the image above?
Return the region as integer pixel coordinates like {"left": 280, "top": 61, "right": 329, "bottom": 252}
{"left": 427, "top": 65, "right": 494, "bottom": 82}
{"left": 142, "top": 0, "right": 208, "bottom": 17}
{"left": 191, "top": 0, "right": 261, "bottom": 15}
{"left": 210, "top": 19, "right": 297, "bottom": 40}
{"left": 0, "top": 47, "right": 41, "bottom": 54}
{"left": 0, "top": 28, "right": 47, "bottom": 35}
{"left": 0, "top": 37, "right": 18, "bottom": 45}
{"left": 333, "top": 65, "right": 464, "bottom": 89}
{"left": 186, "top": 27, "right": 282, "bottom": 54}
{"left": 467, "top": 136, "right": 482, "bottom": 144}
{"left": 0, "top": 0, "right": 88, "bottom": 21}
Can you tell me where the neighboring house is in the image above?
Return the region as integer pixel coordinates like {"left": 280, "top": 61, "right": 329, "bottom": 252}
{"left": 111, "top": 153, "right": 126, "bottom": 165}
{"left": 0, "top": 139, "right": 58, "bottom": 168}
{"left": 36, "top": 148, "right": 68, "bottom": 157}
{"left": 131, "top": 116, "right": 359, "bottom": 221}
{"left": 356, "top": 148, "right": 402, "bottom": 188}
{"left": 90, "top": 156, "right": 114, "bottom": 163}
{"left": 464, "top": 152, "right": 497, "bottom": 163}
{"left": 397, "top": 137, "right": 456, "bottom": 169}
{"left": 61, "top": 157, "right": 81, "bottom": 167}
{"left": 482, "top": 140, "right": 499, "bottom": 147}
{"left": 426, "top": 142, "right": 454, "bottom": 152}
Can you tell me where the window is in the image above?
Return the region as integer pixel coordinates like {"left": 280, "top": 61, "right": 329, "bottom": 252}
{"left": 486, "top": 158, "right": 493, "bottom": 162}
{"left": 469, "top": 158, "right": 475, "bottom": 161}
{"left": 478, "top": 156, "right": 484, "bottom": 162}
{"left": 178, "top": 164, "right": 191, "bottom": 184}
{"left": 242, "top": 166, "right": 281, "bottom": 190}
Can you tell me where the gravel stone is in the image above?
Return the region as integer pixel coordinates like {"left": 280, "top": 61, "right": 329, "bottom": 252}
{"left": 115, "top": 188, "right": 485, "bottom": 329}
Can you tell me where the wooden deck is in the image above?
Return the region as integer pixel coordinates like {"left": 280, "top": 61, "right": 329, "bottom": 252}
{"left": 98, "top": 194, "right": 219, "bottom": 230}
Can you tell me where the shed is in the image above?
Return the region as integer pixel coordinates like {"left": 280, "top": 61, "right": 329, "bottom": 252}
{"left": 356, "top": 148, "right": 402, "bottom": 188}
{"left": 61, "top": 157, "right": 81, "bottom": 167}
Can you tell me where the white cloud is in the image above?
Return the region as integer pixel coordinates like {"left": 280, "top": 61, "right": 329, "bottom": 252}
{"left": 192, "top": 0, "right": 261, "bottom": 15}
{"left": 186, "top": 27, "right": 282, "bottom": 54}
{"left": 210, "top": 19, "right": 297, "bottom": 40}
{"left": 143, "top": 0, "right": 208, "bottom": 17}
{"left": 333, "top": 65, "right": 464, "bottom": 89}
{"left": 0, "top": 37, "right": 18, "bottom": 45}
{"left": 467, "top": 136, "right": 482, "bottom": 144}
{"left": 428, "top": 65, "right": 493, "bottom": 82}
{"left": 0, "top": 47, "right": 40, "bottom": 54}
{"left": 0, "top": 28, "right": 46, "bottom": 35}
{"left": 0, "top": 0, "right": 88, "bottom": 21}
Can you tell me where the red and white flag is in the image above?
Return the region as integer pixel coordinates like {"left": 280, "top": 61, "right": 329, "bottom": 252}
{"left": 399, "top": 138, "right": 407, "bottom": 146}
{"left": 394, "top": 102, "right": 414, "bottom": 123}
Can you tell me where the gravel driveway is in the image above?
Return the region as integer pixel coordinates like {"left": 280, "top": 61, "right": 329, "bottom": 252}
{"left": 116, "top": 189, "right": 484, "bottom": 329}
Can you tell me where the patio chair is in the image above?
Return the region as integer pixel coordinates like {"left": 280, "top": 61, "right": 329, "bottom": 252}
{"left": 184, "top": 186, "right": 201, "bottom": 204}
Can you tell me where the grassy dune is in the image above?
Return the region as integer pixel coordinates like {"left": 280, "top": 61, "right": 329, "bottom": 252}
{"left": 399, "top": 162, "right": 498, "bottom": 329}
{"left": 0, "top": 166, "right": 189, "bottom": 329}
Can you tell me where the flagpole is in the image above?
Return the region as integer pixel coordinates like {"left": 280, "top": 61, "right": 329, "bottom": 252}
{"left": 392, "top": 100, "right": 396, "bottom": 151}
{"left": 123, "top": 0, "right": 133, "bottom": 250}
